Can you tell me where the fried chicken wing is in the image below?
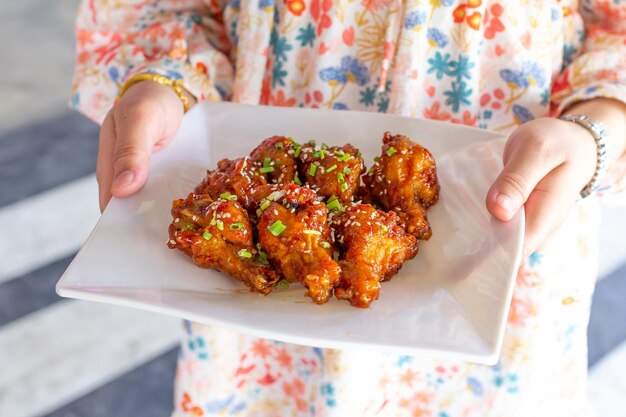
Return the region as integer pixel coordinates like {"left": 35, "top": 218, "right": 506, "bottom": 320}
{"left": 168, "top": 193, "right": 280, "bottom": 294}
{"left": 363, "top": 132, "right": 439, "bottom": 239}
{"left": 195, "top": 157, "right": 267, "bottom": 211}
{"left": 299, "top": 143, "right": 365, "bottom": 203}
{"left": 256, "top": 184, "right": 340, "bottom": 304}
{"left": 331, "top": 204, "right": 418, "bottom": 308}
{"left": 250, "top": 136, "right": 300, "bottom": 185}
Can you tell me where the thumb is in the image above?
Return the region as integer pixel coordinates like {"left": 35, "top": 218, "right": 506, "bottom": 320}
{"left": 111, "top": 104, "right": 162, "bottom": 197}
{"left": 486, "top": 141, "right": 562, "bottom": 222}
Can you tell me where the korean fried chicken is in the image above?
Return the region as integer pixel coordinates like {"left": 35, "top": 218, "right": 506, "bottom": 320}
{"left": 195, "top": 157, "right": 267, "bottom": 211}
{"left": 255, "top": 184, "right": 340, "bottom": 304}
{"left": 168, "top": 193, "right": 280, "bottom": 294}
{"left": 250, "top": 136, "right": 300, "bottom": 185}
{"left": 331, "top": 204, "right": 418, "bottom": 308}
{"left": 364, "top": 132, "right": 440, "bottom": 240}
{"left": 299, "top": 143, "right": 364, "bottom": 203}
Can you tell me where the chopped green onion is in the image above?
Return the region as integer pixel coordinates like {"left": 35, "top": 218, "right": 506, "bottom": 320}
{"left": 230, "top": 222, "right": 244, "bottom": 230}
{"left": 256, "top": 208, "right": 263, "bottom": 217}
{"left": 294, "top": 173, "right": 302, "bottom": 186}
{"left": 320, "top": 241, "right": 331, "bottom": 249}
{"left": 337, "top": 172, "right": 345, "bottom": 183}
{"left": 343, "top": 167, "right": 352, "bottom": 174}
{"left": 216, "top": 220, "right": 224, "bottom": 230}
{"left": 210, "top": 215, "right": 217, "bottom": 226}
{"left": 278, "top": 279, "right": 290, "bottom": 289}
{"left": 220, "top": 192, "right": 237, "bottom": 201}
{"left": 374, "top": 156, "right": 380, "bottom": 162}
{"left": 202, "top": 231, "right": 213, "bottom": 240}
{"left": 338, "top": 153, "right": 352, "bottom": 162}
{"left": 321, "top": 143, "right": 329, "bottom": 150}
{"left": 263, "top": 157, "right": 271, "bottom": 167}
{"left": 341, "top": 182, "right": 349, "bottom": 192}
{"left": 276, "top": 142, "right": 284, "bottom": 151}
{"left": 326, "top": 199, "right": 342, "bottom": 211}
{"left": 326, "top": 164, "right": 337, "bottom": 173}
{"left": 313, "top": 150, "right": 322, "bottom": 159}
{"left": 260, "top": 166, "right": 275, "bottom": 173}
{"left": 268, "top": 220, "right": 287, "bottom": 236}
{"left": 287, "top": 137, "right": 297, "bottom": 144}
{"left": 181, "top": 224, "right": 194, "bottom": 232}
{"left": 386, "top": 147, "right": 397, "bottom": 157}
{"left": 238, "top": 249, "right": 252, "bottom": 259}
{"left": 303, "top": 229, "right": 321, "bottom": 236}
{"left": 293, "top": 146, "right": 302, "bottom": 158}
{"left": 308, "top": 164, "right": 317, "bottom": 177}
{"left": 334, "top": 149, "right": 345, "bottom": 156}
{"left": 380, "top": 224, "right": 389, "bottom": 233}
{"left": 260, "top": 200, "right": 271, "bottom": 210}
{"left": 308, "top": 140, "right": 316, "bottom": 146}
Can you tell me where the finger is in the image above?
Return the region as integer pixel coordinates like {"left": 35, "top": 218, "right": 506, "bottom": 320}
{"left": 97, "top": 113, "right": 116, "bottom": 212}
{"left": 522, "top": 166, "right": 579, "bottom": 257}
{"left": 486, "top": 139, "right": 564, "bottom": 222}
{"left": 111, "top": 103, "right": 161, "bottom": 197}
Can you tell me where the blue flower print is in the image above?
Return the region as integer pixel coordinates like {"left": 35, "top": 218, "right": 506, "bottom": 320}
{"left": 296, "top": 23, "right": 316, "bottom": 47}
{"left": 444, "top": 80, "right": 472, "bottom": 112}
{"left": 188, "top": 336, "right": 209, "bottom": 360}
{"left": 404, "top": 10, "right": 427, "bottom": 30}
{"left": 360, "top": 86, "right": 376, "bottom": 106}
{"left": 450, "top": 54, "right": 475, "bottom": 81}
{"left": 320, "top": 383, "right": 337, "bottom": 407}
{"left": 229, "top": 0, "right": 240, "bottom": 8}
{"left": 499, "top": 69, "right": 529, "bottom": 89}
{"left": 521, "top": 61, "right": 546, "bottom": 87}
{"left": 512, "top": 104, "right": 534, "bottom": 124}
{"left": 319, "top": 56, "right": 370, "bottom": 86}
{"left": 427, "top": 28, "right": 450, "bottom": 48}
{"left": 259, "top": 0, "right": 274, "bottom": 9}
{"left": 333, "top": 102, "right": 348, "bottom": 110}
{"left": 320, "top": 66, "right": 348, "bottom": 85}
{"left": 467, "top": 377, "right": 484, "bottom": 396}
{"left": 427, "top": 52, "right": 454, "bottom": 80}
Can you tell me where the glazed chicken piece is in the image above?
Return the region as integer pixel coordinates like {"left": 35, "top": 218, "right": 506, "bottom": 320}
{"left": 195, "top": 157, "right": 267, "bottom": 211}
{"left": 256, "top": 184, "right": 340, "bottom": 304}
{"left": 331, "top": 204, "right": 418, "bottom": 308}
{"left": 249, "top": 136, "right": 301, "bottom": 185}
{"left": 363, "top": 132, "right": 439, "bottom": 240}
{"left": 168, "top": 193, "right": 280, "bottom": 294}
{"left": 299, "top": 143, "right": 365, "bottom": 203}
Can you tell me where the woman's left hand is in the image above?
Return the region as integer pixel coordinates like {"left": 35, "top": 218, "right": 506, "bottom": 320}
{"left": 486, "top": 117, "right": 598, "bottom": 257}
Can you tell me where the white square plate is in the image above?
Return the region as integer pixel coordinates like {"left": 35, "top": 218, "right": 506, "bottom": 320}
{"left": 57, "top": 102, "right": 523, "bottom": 365}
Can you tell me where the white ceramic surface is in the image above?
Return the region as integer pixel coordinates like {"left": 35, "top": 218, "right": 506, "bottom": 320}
{"left": 57, "top": 102, "right": 524, "bottom": 365}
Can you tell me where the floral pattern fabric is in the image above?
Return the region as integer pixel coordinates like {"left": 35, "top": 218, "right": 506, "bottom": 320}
{"left": 71, "top": 0, "right": 626, "bottom": 415}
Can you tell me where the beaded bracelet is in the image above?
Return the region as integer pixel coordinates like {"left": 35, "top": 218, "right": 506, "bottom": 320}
{"left": 118, "top": 73, "right": 190, "bottom": 113}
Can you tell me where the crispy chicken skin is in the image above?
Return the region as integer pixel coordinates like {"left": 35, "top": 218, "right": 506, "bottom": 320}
{"left": 249, "top": 136, "right": 300, "bottom": 185}
{"left": 363, "top": 132, "right": 440, "bottom": 240}
{"left": 331, "top": 204, "right": 418, "bottom": 308}
{"left": 256, "top": 184, "right": 340, "bottom": 304}
{"left": 299, "top": 143, "right": 365, "bottom": 203}
{"left": 168, "top": 193, "right": 280, "bottom": 294}
{"left": 194, "top": 157, "right": 267, "bottom": 211}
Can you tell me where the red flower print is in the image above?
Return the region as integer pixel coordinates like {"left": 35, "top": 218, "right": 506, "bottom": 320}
{"left": 257, "top": 371, "right": 278, "bottom": 385}
{"left": 310, "top": 0, "right": 333, "bottom": 36}
{"left": 452, "top": 5, "right": 467, "bottom": 23}
{"left": 274, "top": 347, "right": 295, "bottom": 370}
{"left": 361, "top": 0, "right": 392, "bottom": 12}
{"left": 269, "top": 90, "right": 297, "bottom": 107}
{"left": 196, "top": 62, "right": 208, "bottom": 74}
{"left": 181, "top": 392, "right": 204, "bottom": 416}
{"left": 286, "top": 0, "right": 306, "bottom": 16}
{"left": 467, "top": 0, "right": 481, "bottom": 7}
{"left": 451, "top": 110, "right": 478, "bottom": 126}
{"left": 484, "top": 3, "right": 505, "bottom": 39}
{"left": 250, "top": 339, "right": 273, "bottom": 358}
{"left": 466, "top": 11, "right": 482, "bottom": 30}
{"left": 424, "top": 102, "right": 451, "bottom": 121}
{"left": 343, "top": 26, "right": 355, "bottom": 46}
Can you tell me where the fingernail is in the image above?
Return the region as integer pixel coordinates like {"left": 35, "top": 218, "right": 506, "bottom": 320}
{"left": 496, "top": 192, "right": 515, "bottom": 212}
{"left": 114, "top": 170, "right": 134, "bottom": 188}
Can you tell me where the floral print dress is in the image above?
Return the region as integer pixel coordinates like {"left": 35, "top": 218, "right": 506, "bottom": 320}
{"left": 71, "top": 0, "right": 626, "bottom": 415}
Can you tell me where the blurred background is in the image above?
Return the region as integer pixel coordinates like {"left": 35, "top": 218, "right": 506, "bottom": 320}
{"left": 1, "top": 1, "right": 625, "bottom": 416}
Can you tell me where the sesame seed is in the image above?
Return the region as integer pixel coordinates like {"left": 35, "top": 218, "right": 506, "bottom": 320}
{"left": 174, "top": 218, "right": 180, "bottom": 223}
{"left": 169, "top": 239, "right": 176, "bottom": 245}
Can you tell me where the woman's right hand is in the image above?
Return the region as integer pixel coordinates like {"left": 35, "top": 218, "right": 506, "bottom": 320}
{"left": 97, "top": 80, "right": 194, "bottom": 211}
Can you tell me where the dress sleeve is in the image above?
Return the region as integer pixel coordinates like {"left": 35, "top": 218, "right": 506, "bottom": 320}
{"left": 70, "top": 0, "right": 234, "bottom": 124}
{"left": 550, "top": 1, "right": 626, "bottom": 205}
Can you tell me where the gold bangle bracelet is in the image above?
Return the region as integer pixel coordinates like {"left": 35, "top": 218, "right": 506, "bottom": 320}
{"left": 117, "top": 73, "right": 190, "bottom": 113}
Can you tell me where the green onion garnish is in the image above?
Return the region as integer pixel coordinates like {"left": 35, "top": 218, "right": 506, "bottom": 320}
{"left": 216, "top": 220, "right": 224, "bottom": 231}
{"left": 308, "top": 164, "right": 317, "bottom": 176}
{"left": 374, "top": 156, "right": 380, "bottom": 162}
{"left": 380, "top": 224, "right": 389, "bottom": 233}
{"left": 341, "top": 182, "right": 349, "bottom": 192}
{"left": 338, "top": 153, "right": 352, "bottom": 162}
{"left": 260, "top": 166, "right": 275, "bottom": 173}
{"left": 326, "top": 164, "right": 337, "bottom": 172}
{"left": 268, "top": 220, "right": 287, "bottom": 236}
{"left": 181, "top": 224, "right": 194, "bottom": 232}
{"left": 278, "top": 279, "right": 289, "bottom": 289}
{"left": 220, "top": 192, "right": 237, "bottom": 201}
{"left": 326, "top": 199, "right": 341, "bottom": 211}
{"left": 320, "top": 241, "right": 331, "bottom": 249}
{"left": 321, "top": 143, "right": 329, "bottom": 150}
{"left": 303, "top": 229, "right": 321, "bottom": 236}
{"left": 308, "top": 140, "right": 316, "bottom": 146}
{"left": 386, "top": 147, "right": 397, "bottom": 157}
{"left": 258, "top": 250, "right": 269, "bottom": 264}
{"left": 230, "top": 222, "right": 244, "bottom": 230}
{"left": 238, "top": 249, "right": 252, "bottom": 259}
{"left": 314, "top": 150, "right": 322, "bottom": 159}
{"left": 263, "top": 157, "right": 271, "bottom": 167}
{"left": 202, "top": 231, "right": 212, "bottom": 240}
{"left": 294, "top": 173, "right": 302, "bottom": 186}
{"left": 343, "top": 167, "right": 351, "bottom": 174}
{"left": 260, "top": 200, "right": 271, "bottom": 210}
{"left": 337, "top": 172, "right": 345, "bottom": 184}
{"left": 276, "top": 142, "right": 284, "bottom": 151}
